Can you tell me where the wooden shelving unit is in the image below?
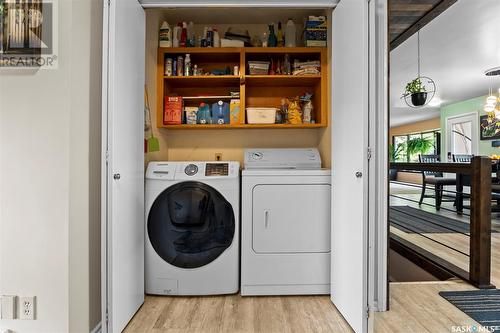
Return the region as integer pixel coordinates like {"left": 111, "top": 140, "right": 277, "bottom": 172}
{"left": 156, "top": 47, "right": 328, "bottom": 129}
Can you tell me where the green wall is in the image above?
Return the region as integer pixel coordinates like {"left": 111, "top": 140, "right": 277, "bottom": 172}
{"left": 440, "top": 95, "right": 497, "bottom": 159}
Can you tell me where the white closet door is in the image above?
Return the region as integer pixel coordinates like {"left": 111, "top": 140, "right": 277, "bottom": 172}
{"left": 102, "top": 0, "right": 145, "bottom": 332}
{"left": 331, "top": 0, "right": 370, "bottom": 332}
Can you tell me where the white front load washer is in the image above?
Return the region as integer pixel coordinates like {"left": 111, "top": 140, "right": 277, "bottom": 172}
{"left": 241, "top": 149, "right": 331, "bottom": 296}
{"left": 145, "top": 161, "right": 239, "bottom": 295}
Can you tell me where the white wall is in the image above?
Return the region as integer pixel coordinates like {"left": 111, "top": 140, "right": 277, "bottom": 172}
{"left": 0, "top": 0, "right": 102, "bottom": 332}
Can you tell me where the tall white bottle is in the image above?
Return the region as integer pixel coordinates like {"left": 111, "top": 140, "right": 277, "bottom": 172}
{"left": 285, "top": 19, "right": 296, "bottom": 47}
{"left": 172, "top": 25, "right": 181, "bottom": 47}
{"left": 159, "top": 21, "right": 172, "bottom": 47}
{"left": 213, "top": 29, "right": 221, "bottom": 47}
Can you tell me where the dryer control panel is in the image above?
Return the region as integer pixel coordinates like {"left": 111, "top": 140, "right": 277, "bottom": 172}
{"left": 244, "top": 148, "right": 322, "bottom": 169}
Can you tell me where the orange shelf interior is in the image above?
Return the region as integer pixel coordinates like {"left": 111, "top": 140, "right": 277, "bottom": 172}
{"left": 156, "top": 47, "right": 328, "bottom": 129}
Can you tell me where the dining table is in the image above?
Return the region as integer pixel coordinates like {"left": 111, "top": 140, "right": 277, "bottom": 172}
{"left": 455, "top": 159, "right": 500, "bottom": 214}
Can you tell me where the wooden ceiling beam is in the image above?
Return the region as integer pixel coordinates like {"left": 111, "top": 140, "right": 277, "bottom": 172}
{"left": 390, "top": 0, "right": 458, "bottom": 51}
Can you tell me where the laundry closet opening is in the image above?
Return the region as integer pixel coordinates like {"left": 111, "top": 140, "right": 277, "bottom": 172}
{"left": 143, "top": 7, "right": 332, "bottom": 166}
{"left": 104, "top": 1, "right": 385, "bottom": 332}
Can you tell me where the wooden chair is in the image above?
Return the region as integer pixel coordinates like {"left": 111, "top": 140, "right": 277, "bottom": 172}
{"left": 452, "top": 154, "right": 473, "bottom": 163}
{"left": 418, "top": 154, "right": 457, "bottom": 210}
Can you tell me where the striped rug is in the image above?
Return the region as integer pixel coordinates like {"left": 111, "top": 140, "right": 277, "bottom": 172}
{"left": 439, "top": 289, "right": 500, "bottom": 328}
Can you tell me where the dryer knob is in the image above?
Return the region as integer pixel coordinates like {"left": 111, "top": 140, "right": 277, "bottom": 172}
{"left": 184, "top": 164, "right": 198, "bottom": 176}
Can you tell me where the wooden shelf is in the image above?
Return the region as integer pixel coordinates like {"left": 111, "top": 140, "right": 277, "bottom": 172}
{"left": 161, "top": 123, "right": 326, "bottom": 129}
{"left": 157, "top": 47, "right": 328, "bottom": 129}
{"left": 159, "top": 47, "right": 326, "bottom": 54}
{"left": 245, "top": 75, "right": 321, "bottom": 86}
{"left": 163, "top": 75, "right": 240, "bottom": 88}
{"left": 163, "top": 75, "right": 239, "bottom": 80}
{"left": 244, "top": 47, "right": 327, "bottom": 54}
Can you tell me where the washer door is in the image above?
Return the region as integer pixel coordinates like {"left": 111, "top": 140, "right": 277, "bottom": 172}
{"left": 148, "top": 181, "right": 235, "bottom": 268}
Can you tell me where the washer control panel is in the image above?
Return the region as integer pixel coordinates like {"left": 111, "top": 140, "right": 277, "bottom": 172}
{"left": 205, "top": 163, "right": 229, "bottom": 176}
{"left": 184, "top": 164, "right": 199, "bottom": 176}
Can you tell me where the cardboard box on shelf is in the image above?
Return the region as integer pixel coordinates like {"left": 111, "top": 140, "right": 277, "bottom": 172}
{"left": 304, "top": 15, "right": 327, "bottom": 47}
{"left": 164, "top": 96, "right": 183, "bottom": 125}
{"left": 230, "top": 99, "right": 241, "bottom": 124}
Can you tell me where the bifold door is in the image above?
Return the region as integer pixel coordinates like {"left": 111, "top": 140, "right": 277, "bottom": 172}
{"left": 331, "top": 0, "right": 370, "bottom": 332}
{"left": 102, "top": 0, "right": 145, "bottom": 332}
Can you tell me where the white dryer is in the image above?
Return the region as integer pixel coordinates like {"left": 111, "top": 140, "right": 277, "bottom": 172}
{"left": 241, "top": 149, "right": 331, "bottom": 296}
{"left": 145, "top": 161, "right": 239, "bottom": 295}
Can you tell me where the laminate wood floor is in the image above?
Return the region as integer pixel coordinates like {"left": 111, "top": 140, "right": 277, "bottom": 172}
{"left": 124, "top": 280, "right": 479, "bottom": 333}
{"left": 124, "top": 294, "right": 354, "bottom": 333}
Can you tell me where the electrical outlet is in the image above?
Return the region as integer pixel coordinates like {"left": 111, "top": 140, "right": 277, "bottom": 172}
{"left": 18, "top": 296, "right": 35, "bottom": 320}
{"left": 215, "top": 153, "right": 223, "bottom": 161}
{"left": 1, "top": 295, "right": 16, "bottom": 319}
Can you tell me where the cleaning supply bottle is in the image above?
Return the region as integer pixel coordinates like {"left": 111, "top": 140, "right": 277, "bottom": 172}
{"left": 280, "top": 98, "right": 288, "bottom": 123}
{"left": 184, "top": 54, "right": 191, "bottom": 76}
{"left": 207, "top": 27, "right": 213, "bottom": 47}
{"left": 211, "top": 101, "right": 229, "bottom": 124}
{"left": 285, "top": 19, "right": 296, "bottom": 47}
{"left": 159, "top": 21, "right": 172, "bottom": 47}
{"left": 213, "top": 29, "right": 220, "bottom": 47}
{"left": 173, "top": 23, "right": 181, "bottom": 47}
{"left": 187, "top": 21, "right": 195, "bottom": 47}
{"left": 180, "top": 22, "right": 187, "bottom": 47}
{"left": 277, "top": 22, "right": 284, "bottom": 47}
{"left": 268, "top": 24, "right": 277, "bottom": 47}
{"left": 197, "top": 103, "right": 211, "bottom": 124}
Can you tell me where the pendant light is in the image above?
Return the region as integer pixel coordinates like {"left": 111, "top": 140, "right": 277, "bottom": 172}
{"left": 483, "top": 68, "right": 500, "bottom": 118}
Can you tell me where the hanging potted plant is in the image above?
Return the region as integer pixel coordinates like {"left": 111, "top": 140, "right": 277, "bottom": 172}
{"left": 401, "top": 31, "right": 436, "bottom": 108}
{"left": 404, "top": 77, "right": 428, "bottom": 107}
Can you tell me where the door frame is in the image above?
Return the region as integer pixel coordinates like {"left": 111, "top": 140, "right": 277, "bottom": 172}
{"left": 445, "top": 112, "right": 479, "bottom": 158}
{"left": 101, "top": 0, "right": 389, "bottom": 331}
{"left": 368, "top": 0, "right": 389, "bottom": 315}
{"left": 101, "top": 0, "right": 111, "bottom": 330}
{"left": 140, "top": 0, "right": 339, "bottom": 8}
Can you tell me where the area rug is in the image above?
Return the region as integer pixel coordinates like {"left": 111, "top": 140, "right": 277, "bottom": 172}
{"left": 439, "top": 289, "right": 500, "bottom": 328}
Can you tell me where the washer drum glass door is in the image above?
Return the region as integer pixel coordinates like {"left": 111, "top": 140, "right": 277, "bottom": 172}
{"left": 148, "top": 181, "right": 235, "bottom": 268}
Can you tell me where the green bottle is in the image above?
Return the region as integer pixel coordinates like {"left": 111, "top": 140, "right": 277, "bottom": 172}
{"left": 268, "top": 24, "right": 277, "bottom": 47}
{"left": 277, "top": 22, "right": 284, "bottom": 47}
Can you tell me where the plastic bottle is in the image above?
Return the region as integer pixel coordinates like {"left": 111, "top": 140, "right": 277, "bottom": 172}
{"left": 268, "top": 24, "right": 277, "bottom": 47}
{"left": 173, "top": 24, "right": 181, "bottom": 47}
{"left": 159, "top": 21, "right": 172, "bottom": 47}
{"left": 184, "top": 54, "right": 191, "bottom": 76}
{"left": 284, "top": 54, "right": 291, "bottom": 75}
{"left": 285, "top": 19, "right": 296, "bottom": 47}
{"left": 207, "top": 27, "right": 213, "bottom": 47}
{"left": 280, "top": 99, "right": 288, "bottom": 123}
{"left": 187, "top": 21, "right": 195, "bottom": 47}
{"left": 277, "top": 22, "right": 284, "bottom": 47}
{"left": 177, "top": 55, "right": 184, "bottom": 76}
{"left": 213, "top": 29, "right": 220, "bottom": 47}
{"left": 180, "top": 22, "right": 187, "bottom": 47}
